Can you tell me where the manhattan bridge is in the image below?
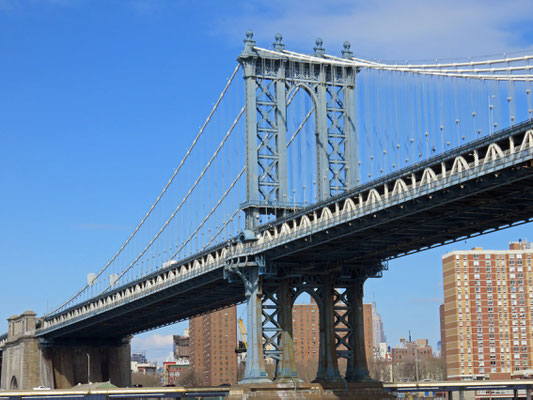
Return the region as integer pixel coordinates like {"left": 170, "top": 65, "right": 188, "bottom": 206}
{"left": 1, "top": 31, "right": 533, "bottom": 390}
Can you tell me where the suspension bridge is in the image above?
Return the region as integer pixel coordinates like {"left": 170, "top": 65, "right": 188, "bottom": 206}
{"left": 1, "top": 31, "right": 533, "bottom": 392}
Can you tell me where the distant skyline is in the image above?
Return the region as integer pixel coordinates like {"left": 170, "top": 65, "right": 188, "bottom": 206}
{"left": 1, "top": 0, "right": 532, "bottom": 363}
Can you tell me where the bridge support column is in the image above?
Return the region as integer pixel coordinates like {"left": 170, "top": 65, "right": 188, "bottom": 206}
{"left": 345, "top": 278, "right": 372, "bottom": 382}
{"left": 274, "top": 279, "right": 299, "bottom": 382}
{"left": 314, "top": 274, "right": 342, "bottom": 383}
{"left": 240, "top": 266, "right": 270, "bottom": 383}
{"left": 1, "top": 311, "right": 43, "bottom": 390}
{"left": 42, "top": 338, "right": 131, "bottom": 388}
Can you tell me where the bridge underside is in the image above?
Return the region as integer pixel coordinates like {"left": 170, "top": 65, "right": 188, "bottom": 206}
{"left": 266, "top": 161, "right": 533, "bottom": 267}
{"left": 40, "top": 269, "right": 245, "bottom": 342}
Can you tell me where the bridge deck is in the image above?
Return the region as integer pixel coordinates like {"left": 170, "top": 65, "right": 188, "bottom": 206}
{"left": 34, "top": 120, "right": 533, "bottom": 341}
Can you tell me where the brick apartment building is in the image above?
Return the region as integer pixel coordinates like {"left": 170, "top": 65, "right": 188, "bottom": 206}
{"left": 391, "top": 337, "right": 433, "bottom": 364}
{"left": 442, "top": 240, "right": 533, "bottom": 380}
{"left": 292, "top": 299, "right": 374, "bottom": 365}
{"left": 189, "top": 306, "right": 237, "bottom": 386}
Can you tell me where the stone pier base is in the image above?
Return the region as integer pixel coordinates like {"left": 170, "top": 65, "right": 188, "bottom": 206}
{"left": 1, "top": 311, "right": 131, "bottom": 390}
{"left": 227, "top": 382, "right": 393, "bottom": 400}
{"left": 42, "top": 339, "right": 131, "bottom": 389}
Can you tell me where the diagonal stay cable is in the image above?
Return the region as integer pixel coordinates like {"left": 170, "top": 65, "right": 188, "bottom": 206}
{"left": 97, "top": 106, "right": 245, "bottom": 295}
{"left": 287, "top": 106, "right": 315, "bottom": 147}
{"left": 169, "top": 166, "right": 246, "bottom": 260}
{"left": 46, "top": 64, "right": 241, "bottom": 316}
{"left": 201, "top": 208, "right": 241, "bottom": 251}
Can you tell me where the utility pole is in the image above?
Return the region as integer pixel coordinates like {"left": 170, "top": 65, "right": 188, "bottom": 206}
{"left": 415, "top": 347, "right": 419, "bottom": 382}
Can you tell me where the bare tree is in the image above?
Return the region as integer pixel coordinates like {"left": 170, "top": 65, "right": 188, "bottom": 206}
{"left": 391, "top": 355, "right": 446, "bottom": 382}
{"left": 131, "top": 372, "right": 161, "bottom": 387}
{"left": 175, "top": 369, "right": 203, "bottom": 387}
{"left": 368, "top": 358, "right": 393, "bottom": 382}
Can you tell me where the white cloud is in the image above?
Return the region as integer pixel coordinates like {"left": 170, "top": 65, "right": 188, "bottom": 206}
{"left": 132, "top": 333, "right": 173, "bottom": 350}
{"left": 216, "top": 0, "right": 533, "bottom": 60}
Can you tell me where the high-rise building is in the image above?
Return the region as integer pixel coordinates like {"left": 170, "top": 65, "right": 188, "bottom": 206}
{"left": 293, "top": 300, "right": 320, "bottom": 365}
{"left": 363, "top": 303, "right": 374, "bottom": 363}
{"left": 189, "top": 306, "right": 238, "bottom": 386}
{"left": 439, "top": 304, "right": 446, "bottom": 362}
{"left": 391, "top": 337, "right": 433, "bottom": 365}
{"left": 442, "top": 240, "right": 533, "bottom": 380}
{"left": 173, "top": 333, "right": 190, "bottom": 363}
{"left": 372, "top": 303, "right": 386, "bottom": 348}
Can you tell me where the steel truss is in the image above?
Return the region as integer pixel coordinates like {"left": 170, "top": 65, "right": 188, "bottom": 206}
{"left": 239, "top": 32, "right": 358, "bottom": 228}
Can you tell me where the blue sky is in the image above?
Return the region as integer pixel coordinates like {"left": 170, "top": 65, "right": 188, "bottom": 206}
{"left": 1, "top": 0, "right": 533, "bottom": 363}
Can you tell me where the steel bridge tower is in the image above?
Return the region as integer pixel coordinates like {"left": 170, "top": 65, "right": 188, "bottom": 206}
{"left": 225, "top": 32, "right": 377, "bottom": 385}
{"left": 239, "top": 31, "right": 359, "bottom": 229}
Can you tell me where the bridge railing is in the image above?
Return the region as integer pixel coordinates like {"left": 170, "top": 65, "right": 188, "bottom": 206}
{"left": 228, "top": 123, "right": 533, "bottom": 259}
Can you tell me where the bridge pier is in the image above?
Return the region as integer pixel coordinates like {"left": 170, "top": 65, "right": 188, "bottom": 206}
{"left": 1, "top": 311, "right": 43, "bottom": 390}
{"left": 0, "top": 311, "right": 131, "bottom": 390}
{"left": 315, "top": 274, "right": 343, "bottom": 383}
{"left": 345, "top": 277, "right": 372, "bottom": 382}
{"left": 274, "top": 279, "right": 299, "bottom": 382}
{"left": 235, "top": 266, "right": 270, "bottom": 383}
{"left": 41, "top": 338, "right": 131, "bottom": 388}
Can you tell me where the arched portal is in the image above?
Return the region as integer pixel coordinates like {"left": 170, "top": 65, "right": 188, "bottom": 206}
{"left": 290, "top": 292, "right": 320, "bottom": 382}
{"left": 10, "top": 376, "right": 18, "bottom": 390}
{"left": 238, "top": 31, "right": 359, "bottom": 229}
{"left": 286, "top": 85, "right": 318, "bottom": 207}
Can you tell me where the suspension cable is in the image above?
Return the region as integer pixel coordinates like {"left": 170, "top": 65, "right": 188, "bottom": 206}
{"left": 45, "top": 64, "right": 241, "bottom": 316}
{"left": 97, "top": 106, "right": 245, "bottom": 295}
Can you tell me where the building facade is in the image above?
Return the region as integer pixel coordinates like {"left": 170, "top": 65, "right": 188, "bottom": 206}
{"left": 292, "top": 299, "right": 375, "bottom": 366}
{"left": 391, "top": 337, "right": 433, "bottom": 365}
{"left": 442, "top": 240, "right": 533, "bottom": 380}
{"left": 189, "top": 306, "right": 237, "bottom": 386}
{"left": 372, "top": 303, "right": 386, "bottom": 348}
{"left": 292, "top": 301, "right": 320, "bottom": 365}
{"left": 173, "top": 334, "right": 190, "bottom": 363}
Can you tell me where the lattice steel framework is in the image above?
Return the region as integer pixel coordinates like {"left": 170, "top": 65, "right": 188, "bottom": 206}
{"left": 238, "top": 32, "right": 359, "bottom": 228}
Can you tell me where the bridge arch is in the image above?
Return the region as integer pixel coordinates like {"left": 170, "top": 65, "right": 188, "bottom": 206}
{"left": 10, "top": 375, "right": 18, "bottom": 390}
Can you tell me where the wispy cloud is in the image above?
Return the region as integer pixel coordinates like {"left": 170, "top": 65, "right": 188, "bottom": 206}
{"left": 215, "top": 0, "right": 533, "bottom": 60}
{"left": 132, "top": 333, "right": 173, "bottom": 349}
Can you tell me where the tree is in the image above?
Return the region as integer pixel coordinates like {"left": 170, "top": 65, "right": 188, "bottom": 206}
{"left": 368, "top": 358, "right": 393, "bottom": 382}
{"left": 131, "top": 371, "right": 161, "bottom": 387}
{"left": 175, "top": 369, "right": 203, "bottom": 387}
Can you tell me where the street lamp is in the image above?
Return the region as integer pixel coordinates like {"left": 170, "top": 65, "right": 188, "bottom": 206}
{"left": 87, "top": 353, "right": 91, "bottom": 384}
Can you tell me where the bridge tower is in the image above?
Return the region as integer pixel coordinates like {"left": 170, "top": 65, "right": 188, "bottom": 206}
{"left": 239, "top": 31, "right": 359, "bottom": 229}
{"left": 227, "top": 32, "right": 381, "bottom": 386}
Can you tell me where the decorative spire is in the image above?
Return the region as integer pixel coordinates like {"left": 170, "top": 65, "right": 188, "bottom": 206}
{"left": 273, "top": 33, "right": 285, "bottom": 52}
{"left": 242, "top": 30, "right": 256, "bottom": 56}
{"left": 342, "top": 41, "right": 353, "bottom": 59}
{"left": 314, "top": 38, "right": 325, "bottom": 57}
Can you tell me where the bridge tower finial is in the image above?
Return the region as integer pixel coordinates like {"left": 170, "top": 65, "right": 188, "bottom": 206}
{"left": 314, "top": 38, "right": 325, "bottom": 57}
{"left": 273, "top": 33, "right": 285, "bottom": 52}
{"left": 342, "top": 41, "right": 353, "bottom": 59}
{"left": 242, "top": 30, "right": 256, "bottom": 56}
